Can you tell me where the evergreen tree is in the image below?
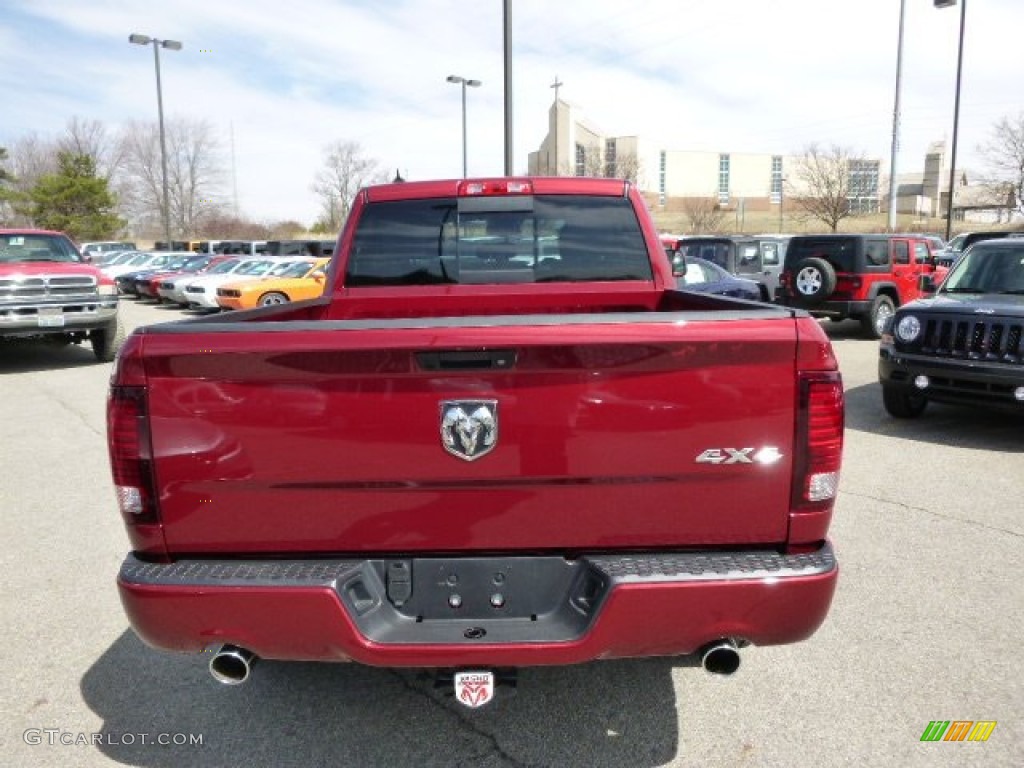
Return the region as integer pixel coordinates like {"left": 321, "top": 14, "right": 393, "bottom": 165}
{"left": 29, "top": 151, "right": 124, "bottom": 239}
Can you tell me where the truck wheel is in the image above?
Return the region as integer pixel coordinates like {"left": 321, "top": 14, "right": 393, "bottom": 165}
{"left": 258, "top": 292, "right": 289, "bottom": 306}
{"left": 860, "top": 295, "right": 896, "bottom": 339}
{"left": 882, "top": 385, "right": 927, "bottom": 418}
{"left": 792, "top": 258, "right": 836, "bottom": 305}
{"left": 91, "top": 316, "right": 125, "bottom": 362}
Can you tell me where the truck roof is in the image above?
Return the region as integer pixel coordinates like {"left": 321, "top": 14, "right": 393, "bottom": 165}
{"left": 363, "top": 176, "right": 631, "bottom": 202}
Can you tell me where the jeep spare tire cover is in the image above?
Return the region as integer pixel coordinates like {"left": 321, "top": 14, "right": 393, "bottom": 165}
{"left": 793, "top": 257, "right": 836, "bottom": 305}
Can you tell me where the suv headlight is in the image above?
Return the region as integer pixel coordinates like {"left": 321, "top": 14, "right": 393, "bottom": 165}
{"left": 896, "top": 314, "right": 921, "bottom": 343}
{"left": 98, "top": 283, "right": 118, "bottom": 296}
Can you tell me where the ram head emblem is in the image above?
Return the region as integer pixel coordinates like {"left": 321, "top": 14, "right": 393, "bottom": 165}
{"left": 440, "top": 401, "right": 498, "bottom": 461}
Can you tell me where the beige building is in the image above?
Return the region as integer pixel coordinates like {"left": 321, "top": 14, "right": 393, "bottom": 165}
{"left": 892, "top": 140, "right": 1020, "bottom": 224}
{"left": 528, "top": 95, "right": 1021, "bottom": 228}
{"left": 527, "top": 99, "right": 641, "bottom": 180}
{"left": 528, "top": 97, "right": 882, "bottom": 220}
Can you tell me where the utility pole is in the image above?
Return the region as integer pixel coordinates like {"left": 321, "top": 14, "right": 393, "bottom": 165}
{"left": 503, "top": 0, "right": 514, "bottom": 175}
{"left": 887, "top": 0, "right": 906, "bottom": 231}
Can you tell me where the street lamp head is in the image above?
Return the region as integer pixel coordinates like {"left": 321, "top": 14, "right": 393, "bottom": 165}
{"left": 129, "top": 33, "right": 151, "bottom": 45}
{"left": 466, "top": 79, "right": 482, "bottom": 88}
{"left": 446, "top": 75, "right": 462, "bottom": 84}
{"left": 161, "top": 39, "right": 183, "bottom": 51}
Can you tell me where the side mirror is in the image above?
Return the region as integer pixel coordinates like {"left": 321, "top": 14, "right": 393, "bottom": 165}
{"left": 671, "top": 251, "right": 686, "bottom": 277}
{"left": 311, "top": 270, "right": 326, "bottom": 283}
{"left": 918, "top": 274, "right": 937, "bottom": 294}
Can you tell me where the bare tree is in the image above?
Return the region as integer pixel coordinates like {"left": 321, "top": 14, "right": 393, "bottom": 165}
{"left": 58, "top": 117, "right": 128, "bottom": 181}
{"left": 0, "top": 147, "right": 15, "bottom": 224}
{"left": 121, "top": 118, "right": 226, "bottom": 237}
{"left": 681, "top": 195, "right": 727, "bottom": 233}
{"left": 977, "top": 113, "right": 1024, "bottom": 217}
{"left": 2, "top": 134, "right": 59, "bottom": 225}
{"left": 788, "top": 143, "right": 873, "bottom": 232}
{"left": 577, "top": 145, "right": 641, "bottom": 183}
{"left": 311, "top": 140, "right": 389, "bottom": 233}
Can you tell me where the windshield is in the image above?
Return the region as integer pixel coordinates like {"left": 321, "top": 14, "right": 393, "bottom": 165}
{"left": 181, "top": 256, "right": 212, "bottom": 272}
{"left": 346, "top": 194, "right": 652, "bottom": 286}
{"left": 233, "top": 259, "right": 275, "bottom": 276}
{"left": 164, "top": 255, "right": 198, "bottom": 271}
{"left": 942, "top": 245, "right": 1024, "bottom": 294}
{"left": 125, "top": 252, "right": 153, "bottom": 266}
{"left": 101, "top": 251, "right": 135, "bottom": 265}
{"left": 946, "top": 234, "right": 967, "bottom": 252}
{"left": 268, "top": 260, "right": 316, "bottom": 278}
{"left": 208, "top": 258, "right": 243, "bottom": 274}
{"left": 145, "top": 255, "right": 172, "bottom": 269}
{"left": 0, "top": 233, "right": 82, "bottom": 263}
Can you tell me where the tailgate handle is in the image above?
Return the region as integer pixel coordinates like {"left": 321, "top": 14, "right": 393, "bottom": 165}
{"left": 416, "top": 349, "right": 517, "bottom": 371}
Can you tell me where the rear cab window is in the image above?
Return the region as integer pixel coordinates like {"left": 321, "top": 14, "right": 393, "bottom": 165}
{"left": 345, "top": 195, "right": 653, "bottom": 286}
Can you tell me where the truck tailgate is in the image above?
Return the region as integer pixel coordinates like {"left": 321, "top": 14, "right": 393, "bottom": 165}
{"left": 141, "top": 315, "right": 799, "bottom": 554}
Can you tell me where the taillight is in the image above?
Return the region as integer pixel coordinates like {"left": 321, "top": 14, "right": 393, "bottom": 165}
{"left": 793, "top": 373, "right": 844, "bottom": 509}
{"left": 836, "top": 276, "right": 862, "bottom": 290}
{"left": 458, "top": 179, "right": 533, "bottom": 196}
{"left": 107, "top": 386, "right": 157, "bottom": 524}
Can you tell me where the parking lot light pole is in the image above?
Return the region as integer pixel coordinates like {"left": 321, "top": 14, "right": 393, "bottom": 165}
{"left": 887, "top": 0, "right": 907, "bottom": 232}
{"left": 934, "top": 0, "right": 966, "bottom": 241}
{"left": 446, "top": 75, "right": 481, "bottom": 177}
{"left": 129, "top": 33, "right": 182, "bottom": 251}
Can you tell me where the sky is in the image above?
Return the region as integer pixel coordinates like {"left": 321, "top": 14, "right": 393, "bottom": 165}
{"left": 2, "top": 0, "right": 1023, "bottom": 226}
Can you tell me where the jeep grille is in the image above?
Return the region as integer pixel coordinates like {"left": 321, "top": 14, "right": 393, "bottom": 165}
{"left": 911, "top": 315, "right": 1023, "bottom": 365}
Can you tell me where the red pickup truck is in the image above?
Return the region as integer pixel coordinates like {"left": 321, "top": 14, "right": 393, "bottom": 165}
{"left": 109, "top": 177, "right": 843, "bottom": 707}
{"left": 1, "top": 228, "right": 122, "bottom": 360}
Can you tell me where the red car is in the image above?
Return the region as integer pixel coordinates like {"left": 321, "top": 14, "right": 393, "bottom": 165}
{"left": 142, "top": 254, "right": 232, "bottom": 301}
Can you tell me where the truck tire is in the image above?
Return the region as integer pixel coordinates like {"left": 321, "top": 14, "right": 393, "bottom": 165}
{"left": 91, "top": 316, "right": 125, "bottom": 362}
{"left": 882, "top": 385, "right": 927, "bottom": 418}
{"left": 258, "top": 292, "right": 289, "bottom": 306}
{"left": 860, "top": 295, "right": 896, "bottom": 339}
{"left": 792, "top": 258, "right": 836, "bottom": 305}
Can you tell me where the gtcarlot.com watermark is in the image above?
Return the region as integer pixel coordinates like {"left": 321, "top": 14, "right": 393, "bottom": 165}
{"left": 24, "top": 729, "right": 203, "bottom": 747}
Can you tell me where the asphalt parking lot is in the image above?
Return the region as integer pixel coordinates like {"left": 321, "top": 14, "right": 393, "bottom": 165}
{"left": 1, "top": 300, "right": 1020, "bottom": 768}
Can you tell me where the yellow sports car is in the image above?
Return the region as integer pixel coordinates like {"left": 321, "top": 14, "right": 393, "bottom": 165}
{"left": 216, "top": 258, "right": 330, "bottom": 310}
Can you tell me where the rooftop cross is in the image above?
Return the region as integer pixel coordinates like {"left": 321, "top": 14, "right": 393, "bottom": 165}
{"left": 550, "top": 76, "right": 563, "bottom": 103}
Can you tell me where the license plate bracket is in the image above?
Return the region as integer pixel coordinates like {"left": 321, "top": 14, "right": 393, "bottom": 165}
{"left": 37, "top": 307, "right": 65, "bottom": 327}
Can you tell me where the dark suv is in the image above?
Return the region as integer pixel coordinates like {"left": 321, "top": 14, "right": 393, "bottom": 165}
{"left": 878, "top": 238, "right": 1024, "bottom": 417}
{"left": 778, "top": 234, "right": 947, "bottom": 338}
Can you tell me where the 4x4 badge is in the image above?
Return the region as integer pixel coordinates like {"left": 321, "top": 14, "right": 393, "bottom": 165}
{"left": 440, "top": 401, "right": 498, "bottom": 461}
{"left": 696, "top": 447, "right": 783, "bottom": 465}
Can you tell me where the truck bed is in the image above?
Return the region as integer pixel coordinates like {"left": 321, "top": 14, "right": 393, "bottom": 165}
{"left": 126, "top": 289, "right": 807, "bottom": 556}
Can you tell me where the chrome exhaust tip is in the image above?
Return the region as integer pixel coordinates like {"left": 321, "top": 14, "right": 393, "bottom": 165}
{"left": 700, "top": 639, "right": 741, "bottom": 676}
{"left": 209, "top": 645, "right": 256, "bottom": 685}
